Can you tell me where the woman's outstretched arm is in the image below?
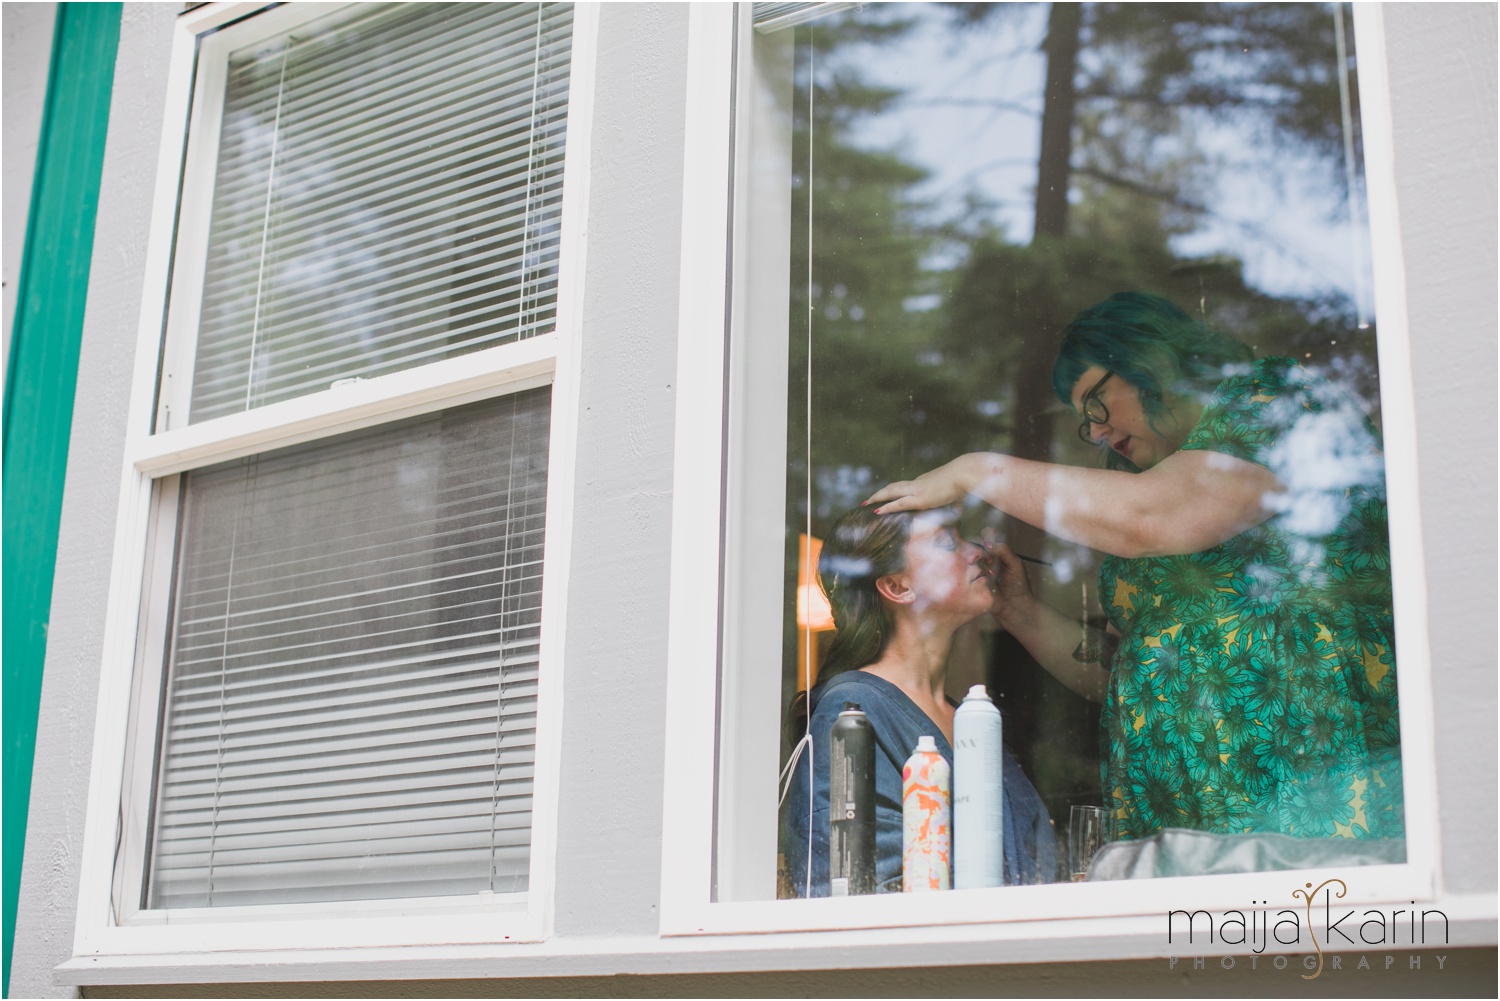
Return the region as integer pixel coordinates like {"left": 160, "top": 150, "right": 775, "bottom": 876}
{"left": 866, "top": 449, "right": 1281, "bottom": 559}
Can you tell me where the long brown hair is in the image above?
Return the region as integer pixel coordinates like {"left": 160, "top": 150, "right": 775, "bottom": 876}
{"left": 817, "top": 506, "right": 916, "bottom": 680}
{"left": 786, "top": 507, "right": 914, "bottom": 746}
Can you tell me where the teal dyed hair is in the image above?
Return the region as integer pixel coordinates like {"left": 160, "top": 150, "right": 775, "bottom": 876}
{"left": 1052, "top": 292, "right": 1253, "bottom": 468}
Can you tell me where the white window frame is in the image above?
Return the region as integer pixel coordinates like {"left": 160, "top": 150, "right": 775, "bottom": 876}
{"left": 69, "top": 0, "right": 598, "bottom": 962}
{"left": 659, "top": 1, "right": 1445, "bottom": 945}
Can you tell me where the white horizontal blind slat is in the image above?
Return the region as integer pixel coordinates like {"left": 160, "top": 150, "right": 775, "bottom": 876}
{"left": 147, "top": 388, "right": 551, "bottom": 908}
{"left": 185, "top": 2, "right": 574, "bottom": 424}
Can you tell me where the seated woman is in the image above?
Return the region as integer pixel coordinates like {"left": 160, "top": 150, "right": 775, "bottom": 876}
{"left": 782, "top": 506, "right": 1060, "bottom": 895}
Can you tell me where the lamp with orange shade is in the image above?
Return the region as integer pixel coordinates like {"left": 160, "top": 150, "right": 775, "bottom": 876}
{"left": 796, "top": 533, "right": 836, "bottom": 692}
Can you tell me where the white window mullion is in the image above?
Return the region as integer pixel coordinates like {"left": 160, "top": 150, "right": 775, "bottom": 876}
{"left": 133, "top": 332, "right": 560, "bottom": 478}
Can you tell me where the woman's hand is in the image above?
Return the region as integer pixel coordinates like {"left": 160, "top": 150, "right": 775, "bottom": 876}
{"left": 976, "top": 540, "right": 1110, "bottom": 703}
{"left": 865, "top": 453, "right": 997, "bottom": 514}
{"left": 978, "top": 539, "right": 1039, "bottom": 630}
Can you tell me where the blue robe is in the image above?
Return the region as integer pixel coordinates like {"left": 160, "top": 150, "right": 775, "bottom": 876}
{"left": 783, "top": 670, "right": 1060, "bottom": 895}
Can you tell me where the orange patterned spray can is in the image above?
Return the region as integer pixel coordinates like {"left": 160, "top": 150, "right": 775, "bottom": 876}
{"left": 902, "top": 735, "right": 951, "bottom": 891}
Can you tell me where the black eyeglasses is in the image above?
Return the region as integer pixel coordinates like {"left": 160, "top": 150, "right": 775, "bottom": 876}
{"left": 1076, "top": 371, "right": 1115, "bottom": 444}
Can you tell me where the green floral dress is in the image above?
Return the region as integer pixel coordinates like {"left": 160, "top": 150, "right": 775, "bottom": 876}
{"left": 1099, "top": 357, "right": 1403, "bottom": 841}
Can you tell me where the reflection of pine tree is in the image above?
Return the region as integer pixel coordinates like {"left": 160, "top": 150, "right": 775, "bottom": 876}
{"left": 789, "top": 3, "right": 1374, "bottom": 528}
{"left": 787, "top": 16, "right": 976, "bottom": 534}
{"left": 949, "top": 2, "right": 1365, "bottom": 238}
{"left": 779, "top": 3, "right": 1385, "bottom": 819}
{"left": 947, "top": 2, "right": 1375, "bottom": 555}
{"left": 781, "top": 15, "right": 959, "bottom": 740}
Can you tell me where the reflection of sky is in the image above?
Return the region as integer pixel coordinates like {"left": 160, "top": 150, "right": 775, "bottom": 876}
{"left": 828, "top": 3, "right": 1374, "bottom": 312}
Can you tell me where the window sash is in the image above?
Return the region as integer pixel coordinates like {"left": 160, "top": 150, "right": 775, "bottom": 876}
{"left": 75, "top": 0, "right": 597, "bottom": 957}
{"left": 130, "top": 2, "right": 575, "bottom": 913}
{"left": 158, "top": 2, "right": 574, "bottom": 430}
{"left": 145, "top": 392, "right": 549, "bottom": 910}
{"left": 656, "top": 1, "right": 1441, "bottom": 939}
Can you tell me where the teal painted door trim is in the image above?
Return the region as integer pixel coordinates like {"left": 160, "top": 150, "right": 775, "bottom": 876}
{"left": 3, "top": 4, "right": 122, "bottom": 996}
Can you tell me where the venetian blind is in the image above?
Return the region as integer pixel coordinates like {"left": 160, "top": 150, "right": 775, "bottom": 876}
{"left": 147, "top": 389, "right": 550, "bottom": 907}
{"left": 187, "top": 2, "right": 572, "bottom": 424}
{"left": 751, "top": 2, "right": 855, "bottom": 32}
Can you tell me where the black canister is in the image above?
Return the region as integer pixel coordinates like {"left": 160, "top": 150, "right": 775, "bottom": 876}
{"left": 829, "top": 701, "right": 876, "bottom": 895}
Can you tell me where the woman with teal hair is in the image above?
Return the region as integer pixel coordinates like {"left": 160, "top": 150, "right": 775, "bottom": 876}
{"left": 866, "top": 291, "right": 1402, "bottom": 844}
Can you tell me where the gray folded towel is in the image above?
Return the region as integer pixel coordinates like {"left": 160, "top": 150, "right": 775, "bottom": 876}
{"left": 1088, "top": 828, "right": 1406, "bottom": 880}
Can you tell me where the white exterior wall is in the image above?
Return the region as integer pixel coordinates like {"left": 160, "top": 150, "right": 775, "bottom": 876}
{"left": 10, "top": 3, "right": 1496, "bottom": 997}
{"left": 1382, "top": 2, "right": 1499, "bottom": 913}
{"left": 2, "top": 2, "right": 58, "bottom": 382}
{"left": 9, "top": 6, "right": 169, "bottom": 996}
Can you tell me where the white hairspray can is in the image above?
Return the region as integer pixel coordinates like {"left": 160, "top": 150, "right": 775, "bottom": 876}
{"left": 953, "top": 684, "right": 1004, "bottom": 888}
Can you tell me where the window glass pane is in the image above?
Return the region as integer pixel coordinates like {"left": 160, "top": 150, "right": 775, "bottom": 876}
{"left": 185, "top": 2, "right": 572, "bottom": 424}
{"left": 147, "top": 388, "right": 550, "bottom": 907}
{"left": 742, "top": 2, "right": 1403, "bottom": 899}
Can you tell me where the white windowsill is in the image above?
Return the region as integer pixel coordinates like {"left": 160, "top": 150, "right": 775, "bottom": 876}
{"left": 54, "top": 890, "right": 1496, "bottom": 986}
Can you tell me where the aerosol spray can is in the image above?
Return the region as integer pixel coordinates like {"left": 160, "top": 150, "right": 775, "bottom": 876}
{"left": 953, "top": 684, "right": 1004, "bottom": 889}
{"left": 902, "top": 735, "right": 951, "bottom": 891}
{"left": 828, "top": 702, "right": 876, "bottom": 896}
